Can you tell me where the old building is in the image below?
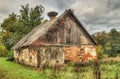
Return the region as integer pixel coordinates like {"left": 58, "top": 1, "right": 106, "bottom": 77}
{"left": 12, "top": 9, "right": 97, "bottom": 67}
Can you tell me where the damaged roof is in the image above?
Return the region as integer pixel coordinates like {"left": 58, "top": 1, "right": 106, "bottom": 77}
{"left": 12, "top": 9, "right": 97, "bottom": 49}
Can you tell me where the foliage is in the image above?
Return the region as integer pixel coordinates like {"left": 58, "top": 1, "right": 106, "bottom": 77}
{"left": 92, "top": 28, "right": 120, "bottom": 57}
{"left": 0, "top": 4, "right": 44, "bottom": 56}
{"left": 0, "top": 44, "right": 13, "bottom": 57}
{"left": 96, "top": 45, "right": 104, "bottom": 59}
{"left": 0, "top": 32, "right": 8, "bottom": 57}
{"left": 0, "top": 45, "right": 7, "bottom": 57}
{"left": 92, "top": 31, "right": 108, "bottom": 46}
{"left": 1, "top": 13, "right": 18, "bottom": 50}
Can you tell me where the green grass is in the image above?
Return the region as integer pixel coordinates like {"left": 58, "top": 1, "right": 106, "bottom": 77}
{"left": 0, "top": 57, "right": 120, "bottom": 79}
{"left": 0, "top": 57, "right": 93, "bottom": 79}
{"left": 100, "top": 62, "right": 120, "bottom": 79}
{"left": 0, "top": 57, "right": 46, "bottom": 79}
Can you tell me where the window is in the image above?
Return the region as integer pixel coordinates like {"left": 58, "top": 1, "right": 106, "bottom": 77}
{"left": 66, "top": 27, "right": 71, "bottom": 44}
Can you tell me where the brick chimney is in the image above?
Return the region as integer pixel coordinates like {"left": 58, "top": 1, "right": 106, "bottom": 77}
{"left": 47, "top": 11, "right": 58, "bottom": 20}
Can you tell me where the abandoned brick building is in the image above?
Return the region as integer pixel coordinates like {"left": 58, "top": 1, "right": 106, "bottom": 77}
{"left": 12, "top": 9, "right": 97, "bottom": 67}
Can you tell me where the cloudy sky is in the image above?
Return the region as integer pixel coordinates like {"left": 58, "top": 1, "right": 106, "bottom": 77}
{"left": 0, "top": 0, "right": 120, "bottom": 34}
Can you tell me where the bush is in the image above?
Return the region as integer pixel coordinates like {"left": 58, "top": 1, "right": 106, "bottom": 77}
{"left": 0, "top": 45, "right": 7, "bottom": 57}
{"left": 0, "top": 45, "right": 13, "bottom": 57}
{"left": 96, "top": 45, "right": 104, "bottom": 59}
{"left": 7, "top": 50, "right": 14, "bottom": 57}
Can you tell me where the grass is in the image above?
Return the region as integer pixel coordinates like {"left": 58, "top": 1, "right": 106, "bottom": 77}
{"left": 0, "top": 57, "right": 45, "bottom": 79}
{"left": 0, "top": 57, "right": 120, "bottom": 79}
{"left": 100, "top": 62, "right": 120, "bottom": 79}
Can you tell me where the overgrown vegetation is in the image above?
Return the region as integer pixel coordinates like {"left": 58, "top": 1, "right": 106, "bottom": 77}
{"left": 0, "top": 57, "right": 120, "bottom": 79}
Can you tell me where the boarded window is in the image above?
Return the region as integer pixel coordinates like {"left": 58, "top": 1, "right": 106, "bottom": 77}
{"left": 66, "top": 27, "right": 71, "bottom": 44}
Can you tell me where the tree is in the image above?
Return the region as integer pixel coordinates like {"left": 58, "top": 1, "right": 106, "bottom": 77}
{"left": 92, "top": 31, "right": 108, "bottom": 46}
{"left": 1, "top": 13, "right": 18, "bottom": 50}
{"left": 30, "top": 5, "right": 44, "bottom": 27}
{"left": 92, "top": 28, "right": 120, "bottom": 57}
{"left": 18, "top": 4, "right": 44, "bottom": 35}
{"left": 108, "top": 28, "right": 120, "bottom": 57}
{"left": 1, "top": 4, "right": 44, "bottom": 52}
{"left": 0, "top": 31, "right": 7, "bottom": 57}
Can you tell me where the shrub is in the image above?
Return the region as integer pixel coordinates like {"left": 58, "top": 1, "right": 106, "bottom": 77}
{"left": 0, "top": 45, "right": 7, "bottom": 57}
{"left": 96, "top": 45, "right": 104, "bottom": 59}
{"left": 0, "top": 45, "right": 13, "bottom": 57}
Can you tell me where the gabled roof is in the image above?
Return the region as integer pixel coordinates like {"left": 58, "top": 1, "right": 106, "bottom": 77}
{"left": 66, "top": 10, "right": 97, "bottom": 45}
{"left": 12, "top": 9, "right": 97, "bottom": 50}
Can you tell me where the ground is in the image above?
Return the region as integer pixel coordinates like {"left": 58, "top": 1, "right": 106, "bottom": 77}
{"left": 0, "top": 57, "right": 120, "bottom": 79}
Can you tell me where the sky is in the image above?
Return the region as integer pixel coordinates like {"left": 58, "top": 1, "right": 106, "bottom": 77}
{"left": 0, "top": 0, "right": 120, "bottom": 34}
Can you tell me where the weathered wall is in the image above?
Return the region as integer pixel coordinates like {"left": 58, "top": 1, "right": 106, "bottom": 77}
{"left": 32, "top": 14, "right": 95, "bottom": 45}
{"left": 36, "top": 45, "right": 64, "bottom": 67}
{"left": 14, "top": 45, "right": 64, "bottom": 67}
{"left": 64, "top": 45, "right": 97, "bottom": 62}
{"left": 64, "top": 15, "right": 94, "bottom": 45}
{"left": 14, "top": 47, "right": 38, "bottom": 67}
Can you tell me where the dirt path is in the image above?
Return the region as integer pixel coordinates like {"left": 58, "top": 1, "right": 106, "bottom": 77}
{"left": 100, "top": 57, "right": 120, "bottom": 62}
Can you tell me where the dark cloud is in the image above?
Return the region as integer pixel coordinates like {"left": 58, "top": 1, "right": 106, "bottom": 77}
{"left": 54, "top": 0, "right": 75, "bottom": 10}
{"left": 0, "top": 0, "right": 120, "bottom": 33}
{"left": 42, "top": 0, "right": 75, "bottom": 10}
{"left": 69, "top": 0, "right": 120, "bottom": 33}
{"left": 107, "top": 0, "right": 120, "bottom": 10}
